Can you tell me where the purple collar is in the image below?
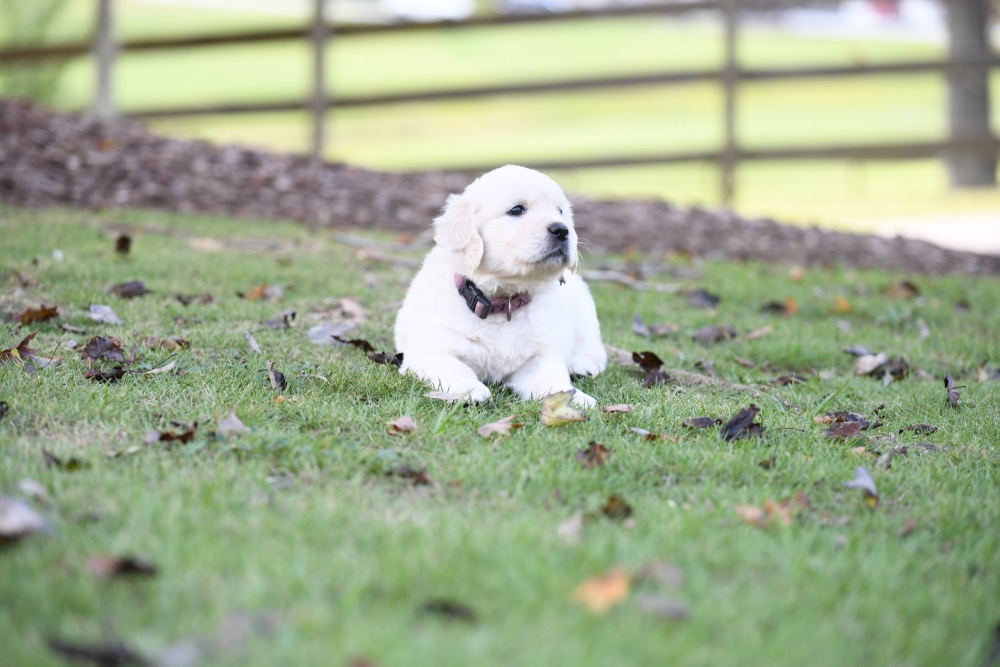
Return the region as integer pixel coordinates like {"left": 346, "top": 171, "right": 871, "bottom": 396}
{"left": 455, "top": 274, "right": 532, "bottom": 321}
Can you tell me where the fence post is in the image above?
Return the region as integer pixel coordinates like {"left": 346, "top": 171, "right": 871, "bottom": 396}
{"left": 310, "top": 0, "right": 329, "bottom": 159}
{"left": 93, "top": 0, "right": 116, "bottom": 118}
{"left": 720, "top": 0, "right": 737, "bottom": 207}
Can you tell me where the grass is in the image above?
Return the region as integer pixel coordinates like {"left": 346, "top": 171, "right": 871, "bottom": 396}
{"left": 1, "top": 204, "right": 999, "bottom": 666}
{"left": 10, "top": 1, "right": 1000, "bottom": 223}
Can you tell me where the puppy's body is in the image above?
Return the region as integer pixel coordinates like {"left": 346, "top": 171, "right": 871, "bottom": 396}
{"left": 394, "top": 165, "right": 606, "bottom": 406}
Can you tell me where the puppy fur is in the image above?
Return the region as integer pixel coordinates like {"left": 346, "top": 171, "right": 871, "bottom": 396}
{"left": 394, "top": 165, "right": 607, "bottom": 407}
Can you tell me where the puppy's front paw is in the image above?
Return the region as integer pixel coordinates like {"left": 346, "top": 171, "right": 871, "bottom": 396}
{"left": 570, "top": 389, "right": 597, "bottom": 408}
{"left": 464, "top": 382, "right": 492, "bottom": 403}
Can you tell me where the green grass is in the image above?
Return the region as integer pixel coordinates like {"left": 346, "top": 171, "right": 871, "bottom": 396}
{"left": 1, "top": 205, "right": 999, "bottom": 666}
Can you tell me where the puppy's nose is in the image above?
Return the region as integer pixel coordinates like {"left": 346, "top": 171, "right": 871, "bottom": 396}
{"left": 547, "top": 222, "right": 569, "bottom": 241}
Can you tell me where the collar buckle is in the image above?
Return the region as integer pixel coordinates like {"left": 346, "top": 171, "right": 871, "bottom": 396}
{"left": 458, "top": 277, "right": 492, "bottom": 319}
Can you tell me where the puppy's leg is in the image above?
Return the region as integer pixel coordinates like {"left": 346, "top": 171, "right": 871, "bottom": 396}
{"left": 402, "top": 355, "right": 491, "bottom": 402}
{"left": 507, "top": 356, "right": 596, "bottom": 408}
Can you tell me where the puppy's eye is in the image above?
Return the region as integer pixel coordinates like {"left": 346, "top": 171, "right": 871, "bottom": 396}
{"left": 557, "top": 207, "right": 563, "bottom": 215}
{"left": 507, "top": 205, "right": 526, "bottom": 217}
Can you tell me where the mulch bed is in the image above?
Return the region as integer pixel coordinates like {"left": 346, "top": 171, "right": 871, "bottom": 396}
{"left": 2, "top": 99, "right": 997, "bottom": 275}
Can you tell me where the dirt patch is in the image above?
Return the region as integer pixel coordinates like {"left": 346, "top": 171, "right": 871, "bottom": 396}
{"left": 2, "top": 99, "right": 997, "bottom": 275}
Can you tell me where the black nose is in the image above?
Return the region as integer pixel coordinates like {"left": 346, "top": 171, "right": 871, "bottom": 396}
{"left": 547, "top": 223, "right": 569, "bottom": 241}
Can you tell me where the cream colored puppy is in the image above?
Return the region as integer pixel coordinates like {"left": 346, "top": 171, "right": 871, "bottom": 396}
{"left": 394, "top": 165, "right": 606, "bottom": 407}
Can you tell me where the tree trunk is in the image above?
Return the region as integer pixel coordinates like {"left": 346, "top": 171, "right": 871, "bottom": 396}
{"left": 945, "top": 0, "right": 996, "bottom": 188}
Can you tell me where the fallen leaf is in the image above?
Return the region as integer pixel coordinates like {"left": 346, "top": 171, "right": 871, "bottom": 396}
{"left": 47, "top": 637, "right": 148, "bottom": 667}
{"left": 692, "top": 324, "right": 736, "bottom": 345}
{"left": 368, "top": 351, "right": 403, "bottom": 366}
{"left": 631, "top": 351, "right": 671, "bottom": 386}
{"left": 175, "top": 292, "right": 213, "bottom": 306}
{"left": 144, "top": 423, "right": 197, "bottom": 446}
{"left": 632, "top": 314, "right": 651, "bottom": 337}
{"left": 83, "top": 367, "right": 127, "bottom": 383}
{"left": 844, "top": 466, "right": 879, "bottom": 508}
{"left": 0, "top": 495, "right": 52, "bottom": 545}
{"left": 576, "top": 442, "right": 611, "bottom": 468}
{"left": 770, "top": 373, "right": 808, "bottom": 386}
{"left": 825, "top": 421, "right": 865, "bottom": 438}
{"left": 115, "top": 233, "right": 131, "bottom": 255}
{"left": 306, "top": 320, "right": 354, "bottom": 345}
{"left": 79, "top": 336, "right": 126, "bottom": 364}
{"left": 243, "top": 330, "right": 262, "bottom": 354}
{"left": 572, "top": 567, "right": 630, "bottom": 613}
{"left": 139, "top": 358, "right": 177, "bottom": 376}
{"left": 141, "top": 335, "right": 189, "bottom": 351}
{"left": 43, "top": 449, "right": 85, "bottom": 471}
{"left": 601, "top": 404, "right": 631, "bottom": 414}
{"left": 266, "top": 360, "right": 286, "bottom": 391}
{"left": 683, "top": 416, "right": 721, "bottom": 429}
{"left": 556, "top": 513, "right": 588, "bottom": 545}
{"left": 477, "top": 415, "right": 521, "bottom": 438}
{"left": 333, "top": 335, "right": 374, "bottom": 353}
{"left": 262, "top": 311, "right": 296, "bottom": 330}
{"left": 633, "top": 594, "right": 690, "bottom": 621}
{"left": 87, "top": 554, "right": 158, "bottom": 579}
{"left": 901, "top": 518, "right": 917, "bottom": 539}
{"left": 814, "top": 411, "right": 873, "bottom": 428}
{"left": 601, "top": 493, "right": 633, "bottom": 521}
{"left": 86, "top": 304, "right": 122, "bottom": 324}
{"left": 720, "top": 404, "right": 764, "bottom": 441}
{"left": 735, "top": 504, "right": 766, "bottom": 527}
{"left": 418, "top": 599, "right": 476, "bottom": 623}
{"left": 17, "top": 304, "right": 58, "bottom": 326}
{"left": 384, "top": 464, "right": 431, "bottom": 486}
{"left": 0, "top": 331, "right": 39, "bottom": 363}
{"left": 831, "top": 295, "right": 852, "bottom": 313}
{"left": 763, "top": 498, "right": 793, "bottom": 526}
{"left": 387, "top": 415, "right": 417, "bottom": 434}
{"left": 217, "top": 408, "right": 250, "bottom": 436}
{"left": 758, "top": 454, "right": 776, "bottom": 469}
{"left": 884, "top": 278, "right": 920, "bottom": 298}
{"left": 854, "top": 352, "right": 888, "bottom": 376}
{"left": 761, "top": 297, "right": 797, "bottom": 316}
{"left": 944, "top": 375, "right": 963, "bottom": 408}
{"left": 107, "top": 280, "right": 151, "bottom": 299}
{"left": 686, "top": 288, "right": 720, "bottom": 309}
{"left": 540, "top": 390, "right": 587, "bottom": 426}
{"left": 842, "top": 344, "right": 873, "bottom": 357}
{"left": 744, "top": 325, "right": 773, "bottom": 341}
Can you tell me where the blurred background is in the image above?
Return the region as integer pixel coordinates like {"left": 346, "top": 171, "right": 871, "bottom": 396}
{"left": 2, "top": 0, "right": 998, "bottom": 246}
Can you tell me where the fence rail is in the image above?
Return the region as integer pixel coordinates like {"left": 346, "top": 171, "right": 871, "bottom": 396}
{"left": 2, "top": 0, "right": 997, "bottom": 203}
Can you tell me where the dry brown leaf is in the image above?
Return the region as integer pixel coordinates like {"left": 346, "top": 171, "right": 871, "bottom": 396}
{"left": 477, "top": 415, "right": 521, "bottom": 438}
{"left": 576, "top": 442, "right": 611, "bottom": 468}
{"left": 572, "top": 567, "right": 630, "bottom": 613}
{"left": 17, "top": 305, "right": 59, "bottom": 326}
{"left": 87, "top": 554, "right": 157, "bottom": 579}
{"left": 387, "top": 415, "right": 417, "bottom": 434}
{"left": 601, "top": 493, "right": 633, "bottom": 521}
{"left": 217, "top": 408, "right": 250, "bottom": 436}
{"left": 601, "top": 404, "right": 631, "bottom": 414}
{"left": 0, "top": 495, "right": 52, "bottom": 544}
{"left": 744, "top": 325, "right": 773, "bottom": 341}
{"left": 735, "top": 504, "right": 766, "bottom": 527}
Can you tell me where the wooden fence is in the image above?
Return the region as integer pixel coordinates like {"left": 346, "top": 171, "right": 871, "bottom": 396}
{"left": 2, "top": 0, "right": 999, "bottom": 204}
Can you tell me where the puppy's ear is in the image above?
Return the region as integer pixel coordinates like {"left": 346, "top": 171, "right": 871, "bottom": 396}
{"left": 433, "top": 194, "right": 484, "bottom": 270}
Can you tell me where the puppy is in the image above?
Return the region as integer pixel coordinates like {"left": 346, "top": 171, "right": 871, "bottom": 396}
{"left": 394, "top": 165, "right": 607, "bottom": 407}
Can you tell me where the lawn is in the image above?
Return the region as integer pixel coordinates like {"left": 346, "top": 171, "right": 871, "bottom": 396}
{"left": 10, "top": 1, "right": 1000, "bottom": 223}
{"left": 1, "top": 204, "right": 999, "bottom": 666}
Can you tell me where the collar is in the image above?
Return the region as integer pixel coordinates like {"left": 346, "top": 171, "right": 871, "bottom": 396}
{"left": 455, "top": 274, "right": 532, "bottom": 321}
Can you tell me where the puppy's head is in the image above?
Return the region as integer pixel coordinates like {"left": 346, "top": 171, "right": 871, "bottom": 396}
{"left": 433, "top": 165, "right": 577, "bottom": 285}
